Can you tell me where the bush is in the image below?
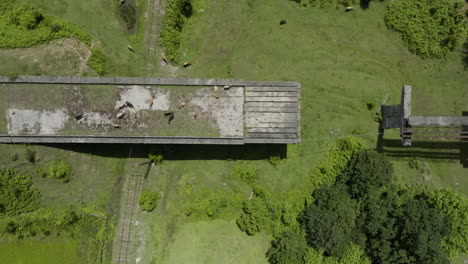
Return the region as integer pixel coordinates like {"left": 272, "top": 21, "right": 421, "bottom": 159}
{"left": 384, "top": 0, "right": 466, "bottom": 58}
{"left": 229, "top": 164, "right": 258, "bottom": 185}
{"left": 267, "top": 230, "right": 308, "bottom": 264}
{"left": 25, "top": 148, "right": 35, "bottom": 164}
{"left": 0, "top": 3, "right": 91, "bottom": 49}
{"left": 148, "top": 154, "right": 163, "bottom": 164}
{"left": 0, "top": 168, "right": 40, "bottom": 216}
{"left": 139, "top": 190, "right": 160, "bottom": 212}
{"left": 160, "top": 0, "right": 193, "bottom": 62}
{"left": 268, "top": 155, "right": 282, "bottom": 167}
{"left": 37, "top": 159, "right": 72, "bottom": 181}
{"left": 87, "top": 48, "right": 108, "bottom": 76}
{"left": 11, "top": 153, "right": 18, "bottom": 161}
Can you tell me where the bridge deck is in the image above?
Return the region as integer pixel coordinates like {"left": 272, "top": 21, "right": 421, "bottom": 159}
{"left": 0, "top": 76, "right": 300, "bottom": 144}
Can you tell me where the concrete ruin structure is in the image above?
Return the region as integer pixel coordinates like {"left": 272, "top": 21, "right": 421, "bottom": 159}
{"left": 0, "top": 76, "right": 300, "bottom": 144}
{"left": 381, "top": 86, "right": 468, "bottom": 146}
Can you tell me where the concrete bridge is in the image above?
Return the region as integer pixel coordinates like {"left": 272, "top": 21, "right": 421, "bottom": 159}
{"left": 0, "top": 76, "right": 300, "bottom": 144}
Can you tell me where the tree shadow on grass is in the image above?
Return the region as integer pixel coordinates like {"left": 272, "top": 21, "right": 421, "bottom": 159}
{"left": 39, "top": 143, "right": 288, "bottom": 161}
{"left": 359, "top": 0, "right": 386, "bottom": 10}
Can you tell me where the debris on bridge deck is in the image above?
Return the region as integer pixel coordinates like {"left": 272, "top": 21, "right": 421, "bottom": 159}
{"left": 0, "top": 76, "right": 300, "bottom": 144}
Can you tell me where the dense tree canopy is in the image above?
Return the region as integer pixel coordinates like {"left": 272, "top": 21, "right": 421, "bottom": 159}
{"left": 339, "top": 149, "right": 393, "bottom": 198}
{"left": 304, "top": 185, "right": 358, "bottom": 257}
{"left": 267, "top": 230, "right": 308, "bottom": 264}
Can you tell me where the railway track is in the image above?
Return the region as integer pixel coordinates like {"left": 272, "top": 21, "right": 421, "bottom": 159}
{"left": 144, "top": 0, "right": 164, "bottom": 76}
{"left": 114, "top": 148, "right": 147, "bottom": 264}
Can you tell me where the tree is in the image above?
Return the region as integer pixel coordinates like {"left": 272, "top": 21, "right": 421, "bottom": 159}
{"left": 267, "top": 230, "right": 308, "bottom": 264}
{"left": 357, "top": 188, "right": 452, "bottom": 264}
{"left": 339, "top": 150, "right": 393, "bottom": 198}
{"left": 303, "top": 185, "right": 358, "bottom": 257}
{"left": 422, "top": 188, "right": 468, "bottom": 258}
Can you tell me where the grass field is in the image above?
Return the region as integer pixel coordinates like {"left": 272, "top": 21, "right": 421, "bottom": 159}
{"left": 133, "top": 0, "right": 468, "bottom": 263}
{"left": 0, "top": 0, "right": 467, "bottom": 263}
{"left": 15, "top": 0, "right": 151, "bottom": 77}
{"left": 0, "top": 238, "right": 84, "bottom": 264}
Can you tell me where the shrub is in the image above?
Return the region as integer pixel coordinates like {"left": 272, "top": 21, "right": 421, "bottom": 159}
{"left": 160, "top": 0, "right": 193, "bottom": 61}
{"left": 268, "top": 155, "right": 282, "bottom": 167}
{"left": 0, "top": 3, "right": 91, "bottom": 49}
{"left": 229, "top": 164, "right": 258, "bottom": 185}
{"left": 139, "top": 191, "right": 160, "bottom": 212}
{"left": 148, "top": 154, "right": 163, "bottom": 164}
{"left": 0, "top": 168, "right": 40, "bottom": 216}
{"left": 11, "top": 153, "right": 18, "bottom": 161}
{"left": 384, "top": 0, "right": 466, "bottom": 58}
{"left": 267, "top": 230, "right": 308, "bottom": 264}
{"left": 25, "top": 148, "right": 36, "bottom": 164}
{"left": 37, "top": 159, "right": 72, "bottom": 181}
{"left": 87, "top": 48, "right": 108, "bottom": 76}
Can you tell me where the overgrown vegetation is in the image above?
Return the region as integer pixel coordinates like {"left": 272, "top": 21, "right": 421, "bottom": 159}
{"left": 37, "top": 159, "right": 72, "bottom": 182}
{"left": 253, "top": 145, "right": 468, "bottom": 264}
{"left": 384, "top": 0, "right": 466, "bottom": 58}
{"left": 87, "top": 48, "right": 108, "bottom": 76}
{"left": 139, "top": 190, "right": 160, "bottom": 212}
{"left": 0, "top": 1, "right": 90, "bottom": 49}
{"left": 149, "top": 154, "right": 164, "bottom": 165}
{"left": 160, "top": 0, "right": 193, "bottom": 61}
{"left": 236, "top": 138, "right": 365, "bottom": 236}
{"left": 0, "top": 169, "right": 40, "bottom": 216}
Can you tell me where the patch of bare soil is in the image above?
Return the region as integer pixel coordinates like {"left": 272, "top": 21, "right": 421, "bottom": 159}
{"left": 0, "top": 38, "right": 95, "bottom": 76}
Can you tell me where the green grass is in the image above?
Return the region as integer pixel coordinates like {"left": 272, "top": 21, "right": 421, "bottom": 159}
{"left": 16, "top": 0, "right": 150, "bottom": 76}
{"left": 161, "top": 220, "right": 271, "bottom": 264}
{"left": 133, "top": 0, "right": 468, "bottom": 263}
{"left": 0, "top": 238, "right": 84, "bottom": 264}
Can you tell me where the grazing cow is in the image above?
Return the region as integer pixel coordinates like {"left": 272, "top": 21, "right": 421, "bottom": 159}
{"left": 193, "top": 113, "right": 198, "bottom": 120}
{"left": 345, "top": 6, "right": 354, "bottom": 12}
{"left": 127, "top": 45, "right": 135, "bottom": 52}
{"left": 168, "top": 113, "right": 175, "bottom": 124}
{"left": 223, "top": 85, "right": 231, "bottom": 90}
{"left": 148, "top": 96, "right": 155, "bottom": 109}
{"left": 183, "top": 62, "right": 192, "bottom": 67}
{"left": 112, "top": 123, "right": 121, "bottom": 128}
{"left": 161, "top": 55, "right": 168, "bottom": 65}
{"left": 280, "top": 19, "right": 287, "bottom": 25}
{"left": 213, "top": 92, "right": 219, "bottom": 99}
{"left": 178, "top": 102, "right": 186, "bottom": 109}
{"left": 117, "top": 112, "right": 126, "bottom": 119}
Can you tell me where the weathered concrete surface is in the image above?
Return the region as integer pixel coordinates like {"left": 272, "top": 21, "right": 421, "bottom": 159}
{"left": 0, "top": 76, "right": 301, "bottom": 144}
{"left": 0, "top": 75, "right": 299, "bottom": 87}
{"left": 409, "top": 116, "right": 468, "bottom": 126}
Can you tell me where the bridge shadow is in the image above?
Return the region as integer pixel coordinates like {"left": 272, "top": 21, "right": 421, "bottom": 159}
{"left": 376, "top": 111, "right": 468, "bottom": 167}
{"left": 40, "top": 143, "right": 288, "bottom": 161}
